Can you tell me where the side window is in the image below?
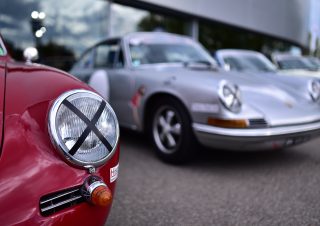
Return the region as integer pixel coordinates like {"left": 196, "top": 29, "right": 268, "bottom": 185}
{"left": 224, "top": 57, "right": 241, "bottom": 71}
{"left": 75, "top": 49, "right": 94, "bottom": 69}
{"left": 115, "top": 49, "right": 124, "bottom": 68}
{"left": 95, "top": 43, "right": 122, "bottom": 68}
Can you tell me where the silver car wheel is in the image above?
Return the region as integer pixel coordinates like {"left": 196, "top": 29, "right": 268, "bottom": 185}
{"left": 152, "top": 106, "right": 182, "bottom": 154}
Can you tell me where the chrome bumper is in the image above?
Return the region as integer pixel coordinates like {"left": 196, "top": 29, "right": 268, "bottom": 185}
{"left": 192, "top": 121, "right": 320, "bottom": 151}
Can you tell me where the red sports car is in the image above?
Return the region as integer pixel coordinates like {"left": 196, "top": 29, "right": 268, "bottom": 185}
{"left": 0, "top": 36, "right": 120, "bottom": 225}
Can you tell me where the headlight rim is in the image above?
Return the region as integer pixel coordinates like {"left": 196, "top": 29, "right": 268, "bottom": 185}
{"left": 218, "top": 80, "right": 242, "bottom": 113}
{"left": 48, "top": 89, "right": 120, "bottom": 168}
{"left": 308, "top": 79, "right": 320, "bottom": 102}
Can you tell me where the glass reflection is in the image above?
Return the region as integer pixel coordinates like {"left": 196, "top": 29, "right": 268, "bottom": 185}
{"left": 0, "top": 0, "right": 110, "bottom": 70}
{"left": 0, "top": 0, "right": 188, "bottom": 71}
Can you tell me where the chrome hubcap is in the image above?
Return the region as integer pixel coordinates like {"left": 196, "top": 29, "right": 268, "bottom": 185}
{"left": 153, "top": 106, "right": 182, "bottom": 154}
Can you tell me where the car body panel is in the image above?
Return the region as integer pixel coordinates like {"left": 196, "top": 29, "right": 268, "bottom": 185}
{"left": 0, "top": 44, "right": 119, "bottom": 225}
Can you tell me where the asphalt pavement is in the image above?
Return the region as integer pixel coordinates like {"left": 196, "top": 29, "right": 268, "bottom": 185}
{"left": 106, "top": 129, "right": 320, "bottom": 226}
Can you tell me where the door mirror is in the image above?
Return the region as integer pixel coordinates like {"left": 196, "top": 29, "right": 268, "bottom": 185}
{"left": 23, "top": 47, "right": 38, "bottom": 63}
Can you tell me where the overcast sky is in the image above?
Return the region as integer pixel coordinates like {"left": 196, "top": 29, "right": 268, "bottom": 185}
{"left": 0, "top": 0, "right": 147, "bottom": 57}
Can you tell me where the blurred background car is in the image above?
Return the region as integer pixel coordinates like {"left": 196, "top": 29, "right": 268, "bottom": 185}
{"left": 272, "top": 54, "right": 320, "bottom": 77}
{"left": 215, "top": 49, "right": 320, "bottom": 79}
{"left": 71, "top": 32, "right": 320, "bottom": 164}
{"left": 215, "top": 49, "right": 278, "bottom": 73}
{"left": 0, "top": 34, "right": 120, "bottom": 226}
{"left": 306, "top": 56, "right": 320, "bottom": 70}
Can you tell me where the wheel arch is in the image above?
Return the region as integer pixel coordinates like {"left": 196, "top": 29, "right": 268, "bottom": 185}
{"left": 142, "top": 92, "right": 191, "bottom": 132}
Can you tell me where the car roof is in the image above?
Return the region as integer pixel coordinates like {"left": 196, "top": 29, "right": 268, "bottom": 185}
{"left": 216, "top": 49, "right": 265, "bottom": 58}
{"left": 272, "top": 53, "right": 302, "bottom": 61}
{"left": 90, "top": 32, "right": 196, "bottom": 51}
{"left": 123, "top": 31, "right": 195, "bottom": 45}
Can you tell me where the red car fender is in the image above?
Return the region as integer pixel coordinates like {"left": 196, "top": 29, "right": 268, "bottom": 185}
{"left": 0, "top": 62, "right": 120, "bottom": 226}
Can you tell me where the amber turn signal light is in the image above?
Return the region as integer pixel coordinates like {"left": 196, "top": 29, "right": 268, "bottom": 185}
{"left": 91, "top": 185, "right": 112, "bottom": 207}
{"left": 81, "top": 175, "right": 112, "bottom": 207}
{"left": 207, "top": 118, "right": 248, "bottom": 128}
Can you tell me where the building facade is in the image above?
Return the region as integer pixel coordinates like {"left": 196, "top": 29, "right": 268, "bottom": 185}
{"left": 0, "top": 0, "right": 311, "bottom": 70}
{"left": 120, "top": 0, "right": 311, "bottom": 47}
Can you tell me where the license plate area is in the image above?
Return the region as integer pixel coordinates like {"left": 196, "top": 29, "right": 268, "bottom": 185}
{"left": 285, "top": 135, "right": 311, "bottom": 147}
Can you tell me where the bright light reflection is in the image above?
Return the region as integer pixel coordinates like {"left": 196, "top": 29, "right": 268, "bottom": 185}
{"left": 31, "top": 11, "right": 39, "bottom": 19}
{"left": 40, "top": 27, "right": 46, "bottom": 33}
{"left": 35, "top": 30, "right": 43, "bottom": 38}
{"left": 38, "top": 12, "right": 46, "bottom": 19}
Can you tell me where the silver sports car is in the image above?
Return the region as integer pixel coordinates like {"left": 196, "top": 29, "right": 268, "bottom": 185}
{"left": 71, "top": 32, "right": 320, "bottom": 163}
{"left": 215, "top": 49, "right": 320, "bottom": 79}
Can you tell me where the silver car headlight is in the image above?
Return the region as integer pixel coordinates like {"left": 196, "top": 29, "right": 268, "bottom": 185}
{"left": 308, "top": 80, "right": 320, "bottom": 101}
{"left": 48, "top": 89, "right": 119, "bottom": 168}
{"left": 218, "top": 80, "right": 242, "bottom": 113}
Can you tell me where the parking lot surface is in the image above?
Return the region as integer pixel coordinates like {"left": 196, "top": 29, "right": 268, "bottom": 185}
{"left": 106, "top": 130, "right": 320, "bottom": 226}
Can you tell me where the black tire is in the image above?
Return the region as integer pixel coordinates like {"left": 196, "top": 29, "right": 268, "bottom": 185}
{"left": 147, "top": 97, "right": 196, "bottom": 164}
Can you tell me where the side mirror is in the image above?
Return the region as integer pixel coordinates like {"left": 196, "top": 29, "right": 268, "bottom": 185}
{"left": 23, "top": 47, "right": 38, "bottom": 63}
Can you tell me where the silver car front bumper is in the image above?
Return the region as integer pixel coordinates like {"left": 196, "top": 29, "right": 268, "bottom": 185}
{"left": 193, "top": 121, "right": 320, "bottom": 151}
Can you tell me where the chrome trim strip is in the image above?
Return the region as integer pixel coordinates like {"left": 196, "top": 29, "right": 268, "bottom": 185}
{"left": 88, "top": 181, "right": 106, "bottom": 194}
{"left": 40, "top": 196, "right": 83, "bottom": 212}
{"left": 193, "top": 121, "right": 320, "bottom": 137}
{"left": 40, "top": 189, "right": 79, "bottom": 205}
{"left": 48, "top": 89, "right": 120, "bottom": 168}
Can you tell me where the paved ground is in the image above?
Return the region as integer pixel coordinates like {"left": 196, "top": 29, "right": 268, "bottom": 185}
{"left": 106, "top": 129, "right": 320, "bottom": 226}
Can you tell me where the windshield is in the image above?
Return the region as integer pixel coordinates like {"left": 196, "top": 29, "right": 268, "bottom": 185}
{"left": 129, "top": 42, "right": 213, "bottom": 66}
{"left": 305, "top": 57, "right": 320, "bottom": 70}
{"left": 222, "top": 54, "right": 276, "bottom": 72}
{"left": 277, "top": 57, "right": 317, "bottom": 70}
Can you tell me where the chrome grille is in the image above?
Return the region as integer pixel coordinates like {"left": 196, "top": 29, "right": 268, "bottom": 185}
{"left": 40, "top": 186, "right": 84, "bottom": 216}
{"left": 249, "top": 119, "right": 268, "bottom": 128}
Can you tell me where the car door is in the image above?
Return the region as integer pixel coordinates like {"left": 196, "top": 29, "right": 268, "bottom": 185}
{"left": 70, "top": 48, "right": 95, "bottom": 83}
{"left": 94, "top": 40, "right": 135, "bottom": 128}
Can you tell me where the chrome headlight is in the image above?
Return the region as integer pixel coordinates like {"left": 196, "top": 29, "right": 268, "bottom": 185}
{"left": 308, "top": 80, "right": 320, "bottom": 101}
{"left": 218, "top": 80, "right": 242, "bottom": 113}
{"left": 48, "top": 90, "right": 119, "bottom": 168}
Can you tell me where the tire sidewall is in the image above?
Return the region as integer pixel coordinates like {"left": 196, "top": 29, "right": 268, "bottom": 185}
{"left": 147, "top": 97, "right": 195, "bottom": 163}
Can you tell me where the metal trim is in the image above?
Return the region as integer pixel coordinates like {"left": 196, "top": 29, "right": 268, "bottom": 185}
{"left": 48, "top": 89, "right": 120, "bottom": 168}
{"left": 193, "top": 121, "right": 320, "bottom": 137}
{"left": 88, "top": 181, "right": 107, "bottom": 194}
{"left": 41, "top": 196, "right": 83, "bottom": 212}
{"left": 40, "top": 188, "right": 80, "bottom": 205}
{"left": 218, "top": 80, "right": 242, "bottom": 113}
